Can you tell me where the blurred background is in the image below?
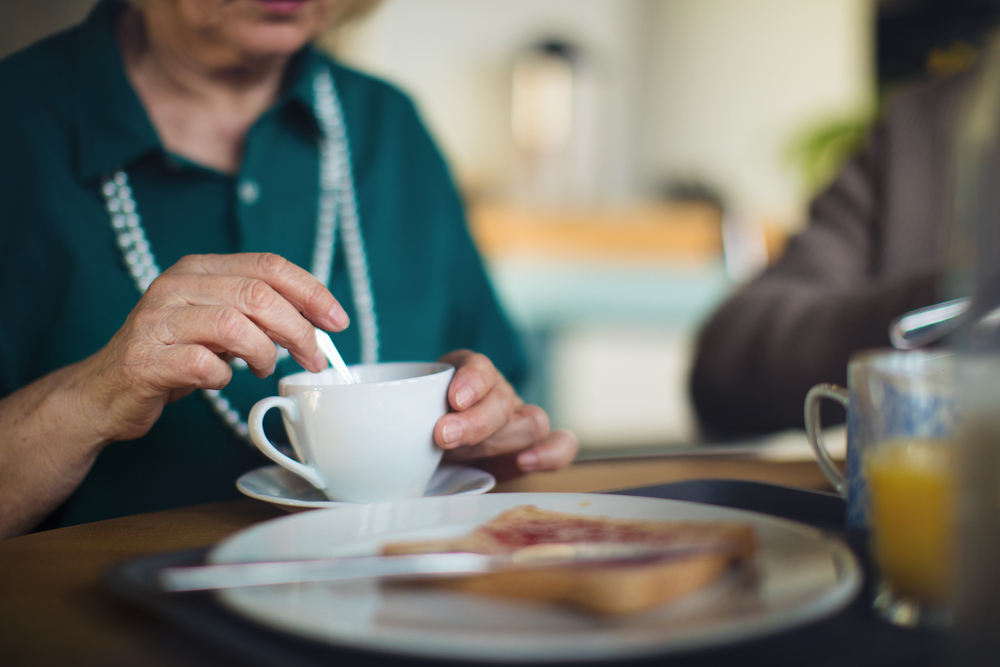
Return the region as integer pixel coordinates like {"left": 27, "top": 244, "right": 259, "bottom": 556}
{"left": 3, "top": 0, "right": 996, "bottom": 452}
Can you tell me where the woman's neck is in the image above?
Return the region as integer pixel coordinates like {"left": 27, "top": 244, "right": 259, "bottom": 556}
{"left": 119, "top": 7, "right": 291, "bottom": 174}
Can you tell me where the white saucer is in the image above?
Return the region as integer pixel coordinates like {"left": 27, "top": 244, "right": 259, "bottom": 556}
{"left": 236, "top": 464, "right": 495, "bottom": 511}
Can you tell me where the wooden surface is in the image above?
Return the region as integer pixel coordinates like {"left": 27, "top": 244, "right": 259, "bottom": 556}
{"left": 467, "top": 203, "right": 791, "bottom": 265}
{"left": 494, "top": 457, "right": 832, "bottom": 493}
{"left": 468, "top": 203, "right": 724, "bottom": 262}
{"left": 0, "top": 458, "right": 831, "bottom": 666}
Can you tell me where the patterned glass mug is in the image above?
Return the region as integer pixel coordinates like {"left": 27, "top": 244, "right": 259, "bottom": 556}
{"left": 805, "top": 349, "right": 958, "bottom": 626}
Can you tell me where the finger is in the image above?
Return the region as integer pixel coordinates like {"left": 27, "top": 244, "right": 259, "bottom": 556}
{"left": 435, "top": 385, "right": 517, "bottom": 449}
{"left": 446, "top": 404, "right": 550, "bottom": 458}
{"left": 515, "top": 429, "right": 578, "bottom": 472}
{"left": 167, "top": 386, "right": 197, "bottom": 403}
{"left": 438, "top": 350, "right": 502, "bottom": 411}
{"left": 168, "top": 276, "right": 328, "bottom": 372}
{"left": 171, "top": 253, "right": 349, "bottom": 332}
{"left": 153, "top": 305, "right": 281, "bottom": 378}
{"left": 149, "top": 344, "right": 233, "bottom": 391}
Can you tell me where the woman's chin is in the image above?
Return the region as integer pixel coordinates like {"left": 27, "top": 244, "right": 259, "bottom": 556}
{"left": 230, "top": 26, "right": 318, "bottom": 58}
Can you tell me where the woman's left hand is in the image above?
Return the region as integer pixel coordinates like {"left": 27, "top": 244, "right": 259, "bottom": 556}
{"left": 434, "top": 350, "right": 578, "bottom": 474}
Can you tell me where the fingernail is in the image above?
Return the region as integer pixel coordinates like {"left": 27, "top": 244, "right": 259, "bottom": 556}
{"left": 455, "top": 386, "right": 475, "bottom": 409}
{"left": 518, "top": 450, "right": 539, "bottom": 470}
{"left": 329, "top": 306, "right": 350, "bottom": 330}
{"left": 442, "top": 421, "right": 462, "bottom": 446}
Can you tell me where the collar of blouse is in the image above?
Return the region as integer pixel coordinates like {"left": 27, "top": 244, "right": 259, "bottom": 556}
{"left": 73, "top": 0, "right": 326, "bottom": 182}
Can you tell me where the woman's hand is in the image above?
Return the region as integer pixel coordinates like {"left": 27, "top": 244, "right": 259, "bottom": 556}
{"left": 79, "top": 253, "right": 348, "bottom": 444}
{"left": 433, "top": 350, "right": 578, "bottom": 475}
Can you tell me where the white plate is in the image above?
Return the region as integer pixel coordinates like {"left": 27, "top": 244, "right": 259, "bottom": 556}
{"left": 236, "top": 464, "right": 495, "bottom": 510}
{"left": 210, "top": 493, "right": 861, "bottom": 662}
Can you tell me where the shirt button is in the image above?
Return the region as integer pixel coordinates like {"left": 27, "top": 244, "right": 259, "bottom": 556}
{"left": 238, "top": 179, "right": 260, "bottom": 205}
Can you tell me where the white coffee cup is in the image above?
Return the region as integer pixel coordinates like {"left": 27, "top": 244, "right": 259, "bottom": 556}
{"left": 248, "top": 362, "right": 455, "bottom": 503}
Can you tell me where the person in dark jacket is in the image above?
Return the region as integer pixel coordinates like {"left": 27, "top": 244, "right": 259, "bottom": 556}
{"left": 691, "top": 73, "right": 970, "bottom": 437}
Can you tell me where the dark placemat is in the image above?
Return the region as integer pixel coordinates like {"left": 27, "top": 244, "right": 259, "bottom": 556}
{"left": 103, "top": 479, "right": 950, "bottom": 667}
{"left": 610, "top": 478, "right": 846, "bottom": 530}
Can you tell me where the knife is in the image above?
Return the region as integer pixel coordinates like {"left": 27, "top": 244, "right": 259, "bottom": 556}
{"left": 159, "top": 541, "right": 740, "bottom": 592}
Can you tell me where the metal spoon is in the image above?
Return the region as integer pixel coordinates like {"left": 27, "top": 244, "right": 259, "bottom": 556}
{"left": 889, "top": 297, "right": 970, "bottom": 349}
{"left": 314, "top": 328, "right": 357, "bottom": 384}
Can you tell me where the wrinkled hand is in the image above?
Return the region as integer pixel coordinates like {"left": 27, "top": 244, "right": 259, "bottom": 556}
{"left": 80, "top": 253, "right": 347, "bottom": 443}
{"left": 434, "top": 350, "right": 578, "bottom": 475}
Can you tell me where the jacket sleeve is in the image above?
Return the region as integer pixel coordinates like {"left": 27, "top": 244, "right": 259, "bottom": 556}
{"left": 396, "top": 91, "right": 529, "bottom": 391}
{"left": 442, "top": 202, "right": 528, "bottom": 390}
{"left": 689, "top": 120, "right": 941, "bottom": 437}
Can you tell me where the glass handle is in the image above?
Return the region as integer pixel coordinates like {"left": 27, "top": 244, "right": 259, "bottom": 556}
{"left": 804, "top": 383, "right": 850, "bottom": 498}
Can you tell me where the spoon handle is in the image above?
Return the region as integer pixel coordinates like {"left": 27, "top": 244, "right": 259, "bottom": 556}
{"left": 314, "top": 328, "right": 357, "bottom": 384}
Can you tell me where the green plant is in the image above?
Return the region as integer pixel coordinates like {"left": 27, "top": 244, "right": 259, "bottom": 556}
{"left": 786, "top": 114, "right": 872, "bottom": 196}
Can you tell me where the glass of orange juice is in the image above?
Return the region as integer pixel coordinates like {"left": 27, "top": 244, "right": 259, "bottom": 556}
{"left": 867, "top": 438, "right": 955, "bottom": 625}
{"left": 806, "top": 350, "right": 958, "bottom": 627}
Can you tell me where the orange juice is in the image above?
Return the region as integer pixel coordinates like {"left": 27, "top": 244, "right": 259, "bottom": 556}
{"left": 866, "top": 440, "right": 955, "bottom": 601}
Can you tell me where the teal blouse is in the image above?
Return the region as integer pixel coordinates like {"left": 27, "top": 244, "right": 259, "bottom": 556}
{"left": 0, "top": 0, "right": 525, "bottom": 528}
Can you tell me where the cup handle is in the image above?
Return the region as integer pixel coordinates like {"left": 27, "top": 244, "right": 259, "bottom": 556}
{"left": 804, "top": 383, "right": 850, "bottom": 498}
{"left": 248, "top": 396, "right": 327, "bottom": 490}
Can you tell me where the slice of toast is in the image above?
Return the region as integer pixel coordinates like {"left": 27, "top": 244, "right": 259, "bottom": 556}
{"left": 382, "top": 505, "right": 756, "bottom": 615}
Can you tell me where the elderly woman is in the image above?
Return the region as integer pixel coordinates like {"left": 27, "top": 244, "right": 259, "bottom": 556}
{"left": 0, "top": 0, "right": 577, "bottom": 537}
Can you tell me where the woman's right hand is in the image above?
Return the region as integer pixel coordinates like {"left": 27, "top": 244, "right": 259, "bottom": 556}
{"left": 77, "top": 253, "right": 348, "bottom": 444}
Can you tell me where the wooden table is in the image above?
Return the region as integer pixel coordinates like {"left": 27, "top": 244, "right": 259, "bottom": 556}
{"left": 0, "top": 458, "right": 831, "bottom": 666}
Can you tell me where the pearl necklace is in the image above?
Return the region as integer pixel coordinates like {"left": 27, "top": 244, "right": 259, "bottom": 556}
{"left": 100, "top": 68, "right": 379, "bottom": 441}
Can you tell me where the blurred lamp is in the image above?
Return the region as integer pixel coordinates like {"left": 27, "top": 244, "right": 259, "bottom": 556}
{"left": 511, "top": 42, "right": 574, "bottom": 155}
